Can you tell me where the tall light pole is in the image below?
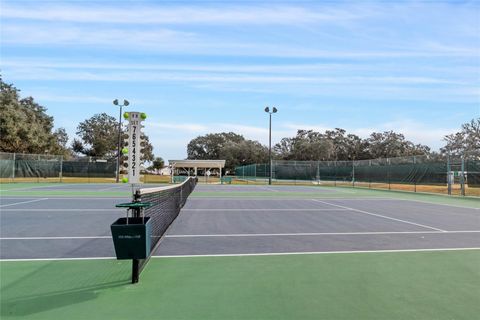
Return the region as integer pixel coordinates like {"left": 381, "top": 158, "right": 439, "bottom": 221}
{"left": 113, "top": 99, "right": 129, "bottom": 183}
{"left": 264, "top": 106, "right": 278, "bottom": 185}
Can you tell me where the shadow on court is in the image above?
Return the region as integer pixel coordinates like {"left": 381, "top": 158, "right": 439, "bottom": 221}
{"left": 1, "top": 238, "right": 130, "bottom": 317}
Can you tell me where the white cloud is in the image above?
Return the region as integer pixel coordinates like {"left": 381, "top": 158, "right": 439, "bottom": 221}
{"left": 148, "top": 122, "right": 208, "bottom": 133}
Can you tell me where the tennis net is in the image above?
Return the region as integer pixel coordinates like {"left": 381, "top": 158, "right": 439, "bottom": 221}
{"left": 133, "top": 176, "right": 198, "bottom": 275}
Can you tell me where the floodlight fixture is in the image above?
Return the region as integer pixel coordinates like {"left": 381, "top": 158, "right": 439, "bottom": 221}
{"left": 264, "top": 106, "right": 278, "bottom": 185}
{"left": 113, "top": 99, "right": 130, "bottom": 183}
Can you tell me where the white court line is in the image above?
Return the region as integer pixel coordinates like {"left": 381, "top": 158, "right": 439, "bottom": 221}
{"left": 0, "top": 184, "right": 77, "bottom": 192}
{"left": 97, "top": 185, "right": 128, "bottom": 192}
{"left": 154, "top": 247, "right": 480, "bottom": 258}
{"left": 1, "top": 209, "right": 122, "bottom": 212}
{"left": 260, "top": 186, "right": 281, "bottom": 192}
{"left": 1, "top": 236, "right": 111, "bottom": 240}
{"left": 0, "top": 197, "right": 128, "bottom": 200}
{"left": 0, "top": 256, "right": 116, "bottom": 262}
{"left": 0, "top": 198, "right": 49, "bottom": 208}
{"left": 189, "top": 197, "right": 386, "bottom": 201}
{"left": 166, "top": 230, "right": 480, "bottom": 238}
{"left": 392, "top": 198, "right": 480, "bottom": 211}
{"left": 2, "top": 247, "right": 479, "bottom": 262}
{"left": 190, "top": 196, "right": 479, "bottom": 210}
{"left": 182, "top": 208, "right": 350, "bottom": 211}
{"left": 312, "top": 199, "right": 447, "bottom": 232}
{"left": 3, "top": 230, "right": 480, "bottom": 241}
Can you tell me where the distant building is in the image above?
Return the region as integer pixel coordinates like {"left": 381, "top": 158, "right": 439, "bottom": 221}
{"left": 159, "top": 166, "right": 171, "bottom": 176}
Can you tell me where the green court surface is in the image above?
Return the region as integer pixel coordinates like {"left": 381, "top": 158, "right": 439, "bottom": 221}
{"left": 2, "top": 250, "right": 479, "bottom": 320}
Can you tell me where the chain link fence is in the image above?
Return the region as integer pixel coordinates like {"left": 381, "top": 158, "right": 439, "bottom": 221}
{"left": 0, "top": 152, "right": 117, "bottom": 183}
{"left": 235, "top": 155, "right": 480, "bottom": 197}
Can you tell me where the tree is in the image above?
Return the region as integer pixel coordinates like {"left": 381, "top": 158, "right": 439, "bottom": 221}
{"left": 187, "top": 132, "right": 268, "bottom": 170}
{"left": 73, "top": 113, "right": 118, "bottom": 157}
{"left": 73, "top": 113, "right": 154, "bottom": 161}
{"left": 187, "top": 132, "right": 245, "bottom": 160}
{"left": 221, "top": 139, "right": 269, "bottom": 170}
{"left": 0, "top": 76, "right": 68, "bottom": 155}
{"left": 148, "top": 157, "right": 165, "bottom": 171}
{"left": 441, "top": 118, "right": 480, "bottom": 158}
{"left": 367, "top": 131, "right": 430, "bottom": 159}
{"left": 274, "top": 128, "right": 429, "bottom": 161}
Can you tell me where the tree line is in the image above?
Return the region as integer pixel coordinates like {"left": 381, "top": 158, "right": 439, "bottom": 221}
{"left": 0, "top": 77, "right": 160, "bottom": 166}
{"left": 1, "top": 77, "right": 478, "bottom": 173}
{"left": 188, "top": 121, "right": 479, "bottom": 171}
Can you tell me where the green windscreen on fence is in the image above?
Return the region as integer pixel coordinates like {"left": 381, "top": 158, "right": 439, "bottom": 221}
{"left": 467, "top": 160, "right": 480, "bottom": 187}
{"left": 234, "top": 155, "right": 468, "bottom": 187}
{"left": 62, "top": 161, "right": 116, "bottom": 178}
{"left": 0, "top": 152, "right": 116, "bottom": 180}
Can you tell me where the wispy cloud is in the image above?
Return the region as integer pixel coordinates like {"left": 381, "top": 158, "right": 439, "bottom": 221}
{"left": 1, "top": 4, "right": 368, "bottom": 25}
{"left": 4, "top": 66, "right": 466, "bottom": 85}
{"left": 1, "top": 24, "right": 195, "bottom": 47}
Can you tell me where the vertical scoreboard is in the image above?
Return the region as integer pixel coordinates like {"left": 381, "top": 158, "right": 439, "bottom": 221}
{"left": 122, "top": 111, "right": 146, "bottom": 184}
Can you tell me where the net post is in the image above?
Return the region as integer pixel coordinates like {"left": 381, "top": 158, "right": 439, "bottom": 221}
{"left": 132, "top": 259, "right": 140, "bottom": 284}
{"left": 131, "top": 189, "right": 141, "bottom": 284}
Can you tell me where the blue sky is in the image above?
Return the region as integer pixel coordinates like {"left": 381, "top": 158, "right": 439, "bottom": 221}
{"left": 1, "top": 0, "right": 479, "bottom": 161}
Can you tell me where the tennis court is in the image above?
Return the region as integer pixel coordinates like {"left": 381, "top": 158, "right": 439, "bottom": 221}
{"left": 1, "top": 183, "right": 479, "bottom": 319}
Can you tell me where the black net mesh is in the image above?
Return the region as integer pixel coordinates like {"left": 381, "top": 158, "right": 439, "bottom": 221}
{"left": 134, "top": 176, "right": 198, "bottom": 271}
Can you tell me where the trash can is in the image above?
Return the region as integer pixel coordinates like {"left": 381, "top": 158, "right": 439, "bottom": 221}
{"left": 111, "top": 217, "right": 152, "bottom": 260}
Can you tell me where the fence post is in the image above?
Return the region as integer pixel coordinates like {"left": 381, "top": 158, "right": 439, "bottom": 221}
{"left": 12, "top": 153, "right": 16, "bottom": 182}
{"left": 387, "top": 158, "right": 391, "bottom": 190}
{"left": 369, "top": 160, "right": 371, "bottom": 189}
{"left": 265, "top": 163, "right": 268, "bottom": 184}
{"left": 334, "top": 161, "right": 337, "bottom": 187}
{"left": 37, "top": 154, "right": 40, "bottom": 183}
{"left": 413, "top": 156, "right": 417, "bottom": 193}
{"left": 447, "top": 155, "right": 452, "bottom": 195}
{"left": 352, "top": 161, "right": 355, "bottom": 188}
{"left": 461, "top": 156, "right": 465, "bottom": 196}
{"left": 59, "top": 155, "right": 63, "bottom": 183}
